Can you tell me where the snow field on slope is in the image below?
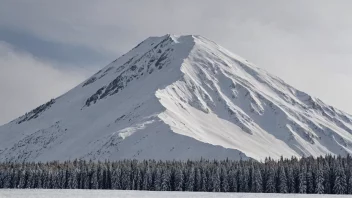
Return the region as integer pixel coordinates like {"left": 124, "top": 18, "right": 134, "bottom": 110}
{"left": 156, "top": 37, "right": 300, "bottom": 160}
{"left": 0, "top": 189, "right": 350, "bottom": 198}
{"left": 1, "top": 34, "right": 352, "bottom": 162}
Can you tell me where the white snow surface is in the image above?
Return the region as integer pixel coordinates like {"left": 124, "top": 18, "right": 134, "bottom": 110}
{"left": 0, "top": 189, "right": 350, "bottom": 198}
{"left": 1, "top": 34, "right": 352, "bottom": 162}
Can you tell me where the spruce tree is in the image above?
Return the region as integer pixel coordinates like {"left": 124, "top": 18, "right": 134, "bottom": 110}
{"left": 347, "top": 170, "right": 352, "bottom": 194}
{"left": 277, "top": 166, "right": 288, "bottom": 193}
{"left": 323, "top": 161, "right": 331, "bottom": 194}
{"left": 286, "top": 166, "right": 295, "bottom": 193}
{"left": 228, "top": 169, "right": 238, "bottom": 192}
{"left": 238, "top": 166, "right": 249, "bottom": 192}
{"left": 306, "top": 165, "right": 314, "bottom": 194}
{"left": 153, "top": 167, "right": 162, "bottom": 191}
{"left": 333, "top": 164, "right": 347, "bottom": 194}
{"left": 142, "top": 166, "right": 152, "bottom": 190}
{"left": 212, "top": 167, "right": 221, "bottom": 192}
{"left": 220, "top": 166, "right": 229, "bottom": 192}
{"left": 174, "top": 167, "right": 183, "bottom": 191}
{"left": 298, "top": 167, "right": 307, "bottom": 194}
{"left": 185, "top": 167, "right": 195, "bottom": 191}
{"left": 134, "top": 168, "right": 142, "bottom": 190}
{"left": 111, "top": 166, "right": 121, "bottom": 190}
{"left": 161, "top": 169, "right": 170, "bottom": 191}
{"left": 206, "top": 168, "right": 213, "bottom": 192}
{"left": 265, "top": 165, "right": 276, "bottom": 193}
{"left": 251, "top": 167, "right": 263, "bottom": 193}
{"left": 194, "top": 167, "right": 201, "bottom": 191}
{"left": 315, "top": 165, "right": 325, "bottom": 194}
{"left": 200, "top": 167, "right": 207, "bottom": 192}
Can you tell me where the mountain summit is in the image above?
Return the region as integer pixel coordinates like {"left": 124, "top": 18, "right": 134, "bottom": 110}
{"left": 1, "top": 34, "right": 352, "bottom": 162}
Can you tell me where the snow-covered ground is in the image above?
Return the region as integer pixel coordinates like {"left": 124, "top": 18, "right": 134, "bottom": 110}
{"left": 0, "top": 189, "right": 350, "bottom": 198}
{"left": 1, "top": 34, "right": 352, "bottom": 162}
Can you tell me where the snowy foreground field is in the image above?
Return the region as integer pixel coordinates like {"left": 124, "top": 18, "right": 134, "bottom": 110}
{"left": 0, "top": 190, "right": 350, "bottom": 198}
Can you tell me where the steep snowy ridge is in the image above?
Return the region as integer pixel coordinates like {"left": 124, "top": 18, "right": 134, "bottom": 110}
{"left": 0, "top": 34, "right": 351, "bottom": 162}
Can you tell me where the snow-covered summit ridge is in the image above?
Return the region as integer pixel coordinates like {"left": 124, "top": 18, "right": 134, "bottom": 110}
{"left": 1, "top": 34, "right": 352, "bottom": 162}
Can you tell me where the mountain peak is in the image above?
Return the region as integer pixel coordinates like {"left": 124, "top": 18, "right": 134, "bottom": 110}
{"left": 0, "top": 35, "right": 351, "bottom": 162}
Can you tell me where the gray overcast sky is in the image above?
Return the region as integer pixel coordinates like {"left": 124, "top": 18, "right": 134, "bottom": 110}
{"left": 0, "top": 0, "right": 352, "bottom": 124}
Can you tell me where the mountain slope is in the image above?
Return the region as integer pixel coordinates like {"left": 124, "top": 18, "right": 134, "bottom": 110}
{"left": 1, "top": 34, "right": 352, "bottom": 162}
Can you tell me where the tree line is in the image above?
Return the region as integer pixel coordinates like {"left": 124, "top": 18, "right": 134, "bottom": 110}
{"left": 0, "top": 155, "right": 352, "bottom": 194}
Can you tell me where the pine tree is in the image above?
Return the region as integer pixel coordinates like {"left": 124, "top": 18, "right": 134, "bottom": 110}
{"left": 298, "top": 167, "right": 307, "bottom": 194}
{"left": 97, "top": 164, "right": 104, "bottom": 189}
{"left": 142, "top": 166, "right": 152, "bottom": 191}
{"left": 228, "top": 169, "right": 237, "bottom": 192}
{"left": 333, "top": 164, "right": 347, "bottom": 194}
{"left": 347, "top": 170, "right": 352, "bottom": 194}
{"left": 220, "top": 166, "right": 229, "bottom": 192}
{"left": 323, "top": 161, "right": 331, "bottom": 194}
{"left": 206, "top": 168, "right": 213, "bottom": 192}
{"left": 238, "top": 166, "right": 249, "bottom": 192}
{"left": 251, "top": 167, "right": 263, "bottom": 193}
{"left": 315, "top": 165, "right": 325, "bottom": 194}
{"left": 185, "top": 167, "right": 195, "bottom": 191}
{"left": 265, "top": 165, "right": 276, "bottom": 193}
{"left": 277, "top": 166, "right": 288, "bottom": 193}
{"left": 286, "top": 166, "right": 295, "bottom": 193}
{"left": 90, "top": 167, "right": 98, "bottom": 189}
{"left": 134, "top": 168, "right": 142, "bottom": 190}
{"left": 306, "top": 165, "right": 314, "bottom": 194}
{"left": 174, "top": 167, "right": 183, "bottom": 191}
{"left": 121, "top": 165, "right": 131, "bottom": 190}
{"left": 194, "top": 167, "right": 201, "bottom": 191}
{"left": 2, "top": 170, "right": 10, "bottom": 188}
{"left": 161, "top": 169, "right": 170, "bottom": 191}
{"left": 212, "top": 167, "right": 221, "bottom": 192}
{"left": 200, "top": 167, "right": 207, "bottom": 192}
{"left": 12, "top": 168, "right": 20, "bottom": 189}
{"left": 111, "top": 166, "right": 121, "bottom": 190}
{"left": 153, "top": 167, "right": 162, "bottom": 191}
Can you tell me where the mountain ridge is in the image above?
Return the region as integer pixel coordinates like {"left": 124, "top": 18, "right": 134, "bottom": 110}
{"left": 1, "top": 34, "right": 351, "bottom": 162}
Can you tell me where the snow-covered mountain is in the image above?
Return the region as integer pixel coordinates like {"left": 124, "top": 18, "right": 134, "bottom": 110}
{"left": 1, "top": 34, "right": 352, "bottom": 162}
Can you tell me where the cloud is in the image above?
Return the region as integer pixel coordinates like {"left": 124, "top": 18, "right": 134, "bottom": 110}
{"left": 0, "top": 28, "right": 109, "bottom": 67}
{"left": 0, "top": 41, "right": 88, "bottom": 124}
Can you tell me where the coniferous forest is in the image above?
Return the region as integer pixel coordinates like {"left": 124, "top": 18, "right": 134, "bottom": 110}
{"left": 0, "top": 155, "right": 352, "bottom": 194}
